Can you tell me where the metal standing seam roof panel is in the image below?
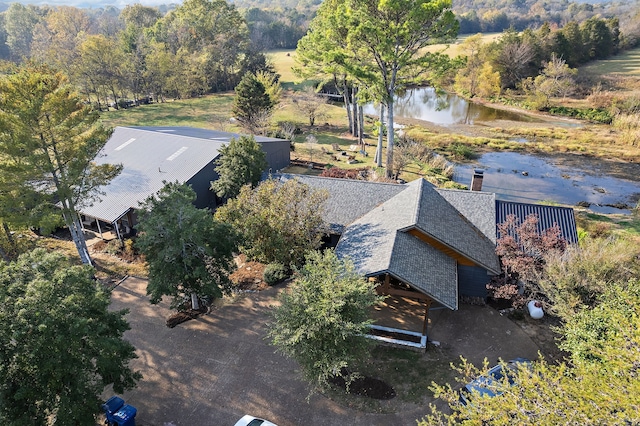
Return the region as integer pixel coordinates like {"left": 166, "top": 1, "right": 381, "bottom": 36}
{"left": 495, "top": 200, "right": 578, "bottom": 244}
{"left": 79, "top": 127, "right": 228, "bottom": 223}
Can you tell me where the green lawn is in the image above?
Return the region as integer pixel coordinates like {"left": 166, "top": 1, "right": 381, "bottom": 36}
{"left": 100, "top": 93, "right": 238, "bottom": 131}
{"left": 267, "top": 49, "right": 300, "bottom": 84}
{"left": 581, "top": 46, "right": 640, "bottom": 77}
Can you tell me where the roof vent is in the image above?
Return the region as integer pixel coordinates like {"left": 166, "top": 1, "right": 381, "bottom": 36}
{"left": 471, "top": 169, "right": 484, "bottom": 191}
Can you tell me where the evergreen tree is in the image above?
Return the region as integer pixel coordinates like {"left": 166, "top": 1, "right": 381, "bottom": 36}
{"left": 0, "top": 66, "right": 121, "bottom": 265}
{"left": 136, "top": 182, "right": 238, "bottom": 310}
{"left": 231, "top": 71, "right": 275, "bottom": 134}
{"left": 211, "top": 136, "right": 268, "bottom": 199}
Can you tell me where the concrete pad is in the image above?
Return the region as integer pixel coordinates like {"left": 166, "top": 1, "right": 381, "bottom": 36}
{"left": 110, "top": 277, "right": 540, "bottom": 426}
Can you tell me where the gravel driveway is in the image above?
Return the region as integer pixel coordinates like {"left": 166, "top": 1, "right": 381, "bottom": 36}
{"left": 108, "top": 277, "right": 540, "bottom": 426}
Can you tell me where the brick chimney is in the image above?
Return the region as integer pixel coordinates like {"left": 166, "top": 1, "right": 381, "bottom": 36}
{"left": 471, "top": 169, "right": 484, "bottom": 191}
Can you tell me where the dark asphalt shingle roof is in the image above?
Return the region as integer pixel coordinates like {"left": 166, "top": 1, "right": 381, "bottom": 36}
{"left": 335, "top": 178, "right": 500, "bottom": 309}
{"left": 410, "top": 180, "right": 499, "bottom": 274}
{"left": 436, "top": 188, "right": 497, "bottom": 243}
{"left": 276, "top": 174, "right": 406, "bottom": 233}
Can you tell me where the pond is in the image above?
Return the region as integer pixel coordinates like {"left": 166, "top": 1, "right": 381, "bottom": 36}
{"left": 363, "top": 87, "right": 539, "bottom": 125}
{"left": 453, "top": 152, "right": 640, "bottom": 214}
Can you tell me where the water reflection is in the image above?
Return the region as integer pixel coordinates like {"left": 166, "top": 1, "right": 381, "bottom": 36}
{"left": 364, "top": 87, "right": 537, "bottom": 125}
{"left": 453, "top": 152, "right": 640, "bottom": 214}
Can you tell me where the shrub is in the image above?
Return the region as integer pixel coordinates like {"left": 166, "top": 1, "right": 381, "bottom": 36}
{"left": 264, "top": 263, "right": 289, "bottom": 286}
{"left": 449, "top": 143, "right": 475, "bottom": 160}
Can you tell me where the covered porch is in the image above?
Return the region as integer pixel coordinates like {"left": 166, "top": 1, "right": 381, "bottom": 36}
{"left": 79, "top": 208, "right": 137, "bottom": 242}
{"left": 368, "top": 274, "right": 445, "bottom": 352}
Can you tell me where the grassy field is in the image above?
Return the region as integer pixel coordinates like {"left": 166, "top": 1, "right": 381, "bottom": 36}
{"left": 267, "top": 49, "right": 301, "bottom": 84}
{"left": 581, "top": 45, "right": 640, "bottom": 77}
{"left": 100, "top": 93, "right": 238, "bottom": 131}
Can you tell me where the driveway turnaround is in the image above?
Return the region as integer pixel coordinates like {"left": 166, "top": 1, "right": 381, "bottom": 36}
{"left": 109, "top": 277, "right": 540, "bottom": 426}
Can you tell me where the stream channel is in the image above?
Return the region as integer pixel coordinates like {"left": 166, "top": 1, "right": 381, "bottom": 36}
{"left": 364, "top": 87, "right": 640, "bottom": 214}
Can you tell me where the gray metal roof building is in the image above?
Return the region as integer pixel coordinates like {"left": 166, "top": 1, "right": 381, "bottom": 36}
{"left": 80, "top": 126, "right": 289, "bottom": 229}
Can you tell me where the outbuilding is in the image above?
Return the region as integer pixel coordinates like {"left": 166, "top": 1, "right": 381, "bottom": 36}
{"left": 79, "top": 126, "right": 290, "bottom": 240}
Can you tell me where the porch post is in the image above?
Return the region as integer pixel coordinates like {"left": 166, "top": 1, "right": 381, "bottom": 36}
{"left": 96, "top": 220, "right": 103, "bottom": 239}
{"left": 78, "top": 213, "right": 85, "bottom": 233}
{"left": 422, "top": 298, "right": 432, "bottom": 350}
{"left": 114, "top": 221, "right": 122, "bottom": 241}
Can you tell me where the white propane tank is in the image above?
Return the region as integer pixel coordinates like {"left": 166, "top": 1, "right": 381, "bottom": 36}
{"left": 527, "top": 300, "right": 544, "bottom": 319}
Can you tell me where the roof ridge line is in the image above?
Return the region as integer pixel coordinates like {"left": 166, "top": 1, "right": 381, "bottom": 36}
{"left": 123, "top": 126, "right": 243, "bottom": 144}
{"left": 410, "top": 178, "right": 424, "bottom": 225}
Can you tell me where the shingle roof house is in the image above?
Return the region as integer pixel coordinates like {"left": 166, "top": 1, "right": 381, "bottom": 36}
{"left": 80, "top": 126, "right": 290, "bottom": 239}
{"left": 279, "top": 174, "right": 577, "bottom": 348}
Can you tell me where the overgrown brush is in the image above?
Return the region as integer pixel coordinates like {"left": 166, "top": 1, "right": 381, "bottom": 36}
{"left": 612, "top": 113, "right": 640, "bottom": 145}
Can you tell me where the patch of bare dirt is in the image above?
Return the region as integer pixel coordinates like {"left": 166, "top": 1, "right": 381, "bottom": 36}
{"left": 166, "top": 306, "right": 208, "bottom": 328}
{"left": 329, "top": 370, "right": 397, "bottom": 400}
{"left": 230, "top": 254, "right": 268, "bottom": 291}
{"left": 508, "top": 311, "right": 568, "bottom": 364}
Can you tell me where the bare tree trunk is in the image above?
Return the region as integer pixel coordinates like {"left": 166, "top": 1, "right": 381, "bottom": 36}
{"left": 191, "top": 293, "right": 200, "bottom": 310}
{"left": 351, "top": 87, "right": 359, "bottom": 137}
{"left": 343, "top": 89, "right": 353, "bottom": 135}
{"left": 0, "top": 222, "right": 11, "bottom": 263}
{"left": 375, "top": 104, "right": 385, "bottom": 167}
{"left": 358, "top": 104, "right": 364, "bottom": 149}
{"left": 386, "top": 97, "right": 395, "bottom": 178}
{"left": 62, "top": 209, "right": 93, "bottom": 266}
{"left": 3, "top": 222, "right": 14, "bottom": 247}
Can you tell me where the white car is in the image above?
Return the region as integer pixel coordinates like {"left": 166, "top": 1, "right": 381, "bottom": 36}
{"left": 234, "top": 414, "right": 278, "bottom": 426}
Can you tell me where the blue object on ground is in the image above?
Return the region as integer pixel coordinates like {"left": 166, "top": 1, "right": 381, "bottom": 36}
{"left": 102, "top": 395, "right": 137, "bottom": 426}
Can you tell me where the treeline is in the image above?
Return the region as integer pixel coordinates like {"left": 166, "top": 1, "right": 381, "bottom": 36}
{"left": 0, "top": 0, "right": 306, "bottom": 109}
{"left": 456, "top": 0, "right": 638, "bottom": 37}
{"left": 245, "top": 7, "right": 311, "bottom": 49}
{"left": 452, "top": 16, "right": 624, "bottom": 104}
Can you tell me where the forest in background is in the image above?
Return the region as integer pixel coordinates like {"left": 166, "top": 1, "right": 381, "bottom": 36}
{"left": 0, "top": 0, "right": 636, "bottom": 114}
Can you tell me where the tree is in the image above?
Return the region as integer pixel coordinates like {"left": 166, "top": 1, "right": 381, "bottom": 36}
{"left": 487, "top": 214, "right": 566, "bottom": 306}
{"left": 254, "top": 70, "right": 282, "bottom": 105}
{"left": 4, "top": 3, "right": 38, "bottom": 61}
{"left": 422, "top": 279, "right": 640, "bottom": 425}
{"left": 0, "top": 249, "right": 141, "bottom": 425}
{"left": 294, "top": 0, "right": 357, "bottom": 136}
{"left": 539, "top": 236, "right": 640, "bottom": 318}
{"left": 77, "top": 35, "right": 128, "bottom": 109}
{"left": 454, "top": 34, "right": 485, "bottom": 97}
{"left": 30, "top": 6, "right": 91, "bottom": 77}
{"left": 214, "top": 178, "right": 328, "bottom": 268}
{"left": 0, "top": 67, "right": 121, "bottom": 265}
{"left": 268, "top": 250, "right": 383, "bottom": 391}
{"left": 493, "top": 29, "right": 538, "bottom": 89}
{"left": 211, "top": 135, "right": 268, "bottom": 199}
{"left": 530, "top": 54, "right": 577, "bottom": 107}
{"left": 136, "top": 182, "right": 237, "bottom": 310}
{"left": 231, "top": 71, "right": 275, "bottom": 134}
{"left": 292, "top": 86, "right": 327, "bottom": 126}
{"left": 155, "top": 0, "right": 250, "bottom": 92}
{"left": 342, "top": 0, "right": 458, "bottom": 177}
